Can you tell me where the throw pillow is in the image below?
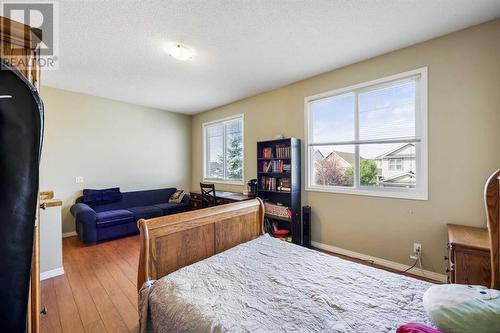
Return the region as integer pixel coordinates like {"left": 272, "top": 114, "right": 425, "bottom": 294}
{"left": 423, "top": 284, "right": 500, "bottom": 333}
{"left": 83, "top": 187, "right": 122, "bottom": 204}
{"left": 169, "top": 190, "right": 186, "bottom": 204}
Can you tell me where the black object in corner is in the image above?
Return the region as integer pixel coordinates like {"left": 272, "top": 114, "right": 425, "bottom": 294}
{"left": 0, "top": 59, "right": 44, "bottom": 332}
{"left": 302, "top": 206, "right": 311, "bottom": 248}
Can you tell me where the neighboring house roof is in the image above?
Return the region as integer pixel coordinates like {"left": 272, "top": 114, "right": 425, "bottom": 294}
{"left": 380, "top": 172, "right": 416, "bottom": 183}
{"left": 324, "top": 150, "right": 356, "bottom": 166}
{"left": 375, "top": 143, "right": 416, "bottom": 160}
{"left": 312, "top": 150, "right": 324, "bottom": 162}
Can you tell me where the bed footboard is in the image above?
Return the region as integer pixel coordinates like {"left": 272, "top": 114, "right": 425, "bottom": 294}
{"left": 137, "top": 198, "right": 264, "bottom": 291}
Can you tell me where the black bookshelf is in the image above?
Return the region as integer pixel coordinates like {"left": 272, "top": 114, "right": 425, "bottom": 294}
{"left": 257, "top": 138, "right": 301, "bottom": 245}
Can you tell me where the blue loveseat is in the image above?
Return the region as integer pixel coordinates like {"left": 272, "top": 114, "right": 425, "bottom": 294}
{"left": 70, "top": 188, "right": 190, "bottom": 244}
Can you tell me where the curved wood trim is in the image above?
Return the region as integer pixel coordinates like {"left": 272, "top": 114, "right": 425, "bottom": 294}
{"left": 0, "top": 16, "right": 40, "bottom": 49}
{"left": 485, "top": 168, "right": 500, "bottom": 289}
{"left": 137, "top": 218, "right": 151, "bottom": 290}
{"left": 137, "top": 198, "right": 264, "bottom": 291}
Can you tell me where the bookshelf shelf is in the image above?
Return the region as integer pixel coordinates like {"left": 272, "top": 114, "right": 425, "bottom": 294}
{"left": 258, "top": 189, "right": 292, "bottom": 194}
{"left": 257, "top": 172, "right": 291, "bottom": 176}
{"left": 257, "top": 157, "right": 291, "bottom": 161}
{"left": 265, "top": 213, "right": 291, "bottom": 222}
{"left": 257, "top": 138, "right": 301, "bottom": 245}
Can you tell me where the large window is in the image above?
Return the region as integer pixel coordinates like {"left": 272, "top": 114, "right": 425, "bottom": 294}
{"left": 305, "top": 68, "right": 427, "bottom": 199}
{"left": 203, "top": 115, "right": 244, "bottom": 183}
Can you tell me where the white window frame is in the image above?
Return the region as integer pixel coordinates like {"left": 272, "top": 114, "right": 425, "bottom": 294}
{"left": 389, "top": 159, "right": 403, "bottom": 171}
{"left": 202, "top": 114, "right": 244, "bottom": 185}
{"left": 304, "top": 67, "right": 428, "bottom": 200}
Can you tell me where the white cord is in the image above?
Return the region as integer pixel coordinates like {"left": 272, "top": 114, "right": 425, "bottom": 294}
{"left": 417, "top": 251, "right": 425, "bottom": 275}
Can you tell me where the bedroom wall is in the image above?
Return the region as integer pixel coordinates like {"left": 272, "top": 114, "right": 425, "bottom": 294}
{"left": 191, "top": 19, "right": 500, "bottom": 274}
{"left": 39, "top": 87, "right": 191, "bottom": 234}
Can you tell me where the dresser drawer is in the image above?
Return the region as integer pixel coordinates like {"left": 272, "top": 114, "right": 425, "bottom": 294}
{"left": 452, "top": 245, "right": 491, "bottom": 286}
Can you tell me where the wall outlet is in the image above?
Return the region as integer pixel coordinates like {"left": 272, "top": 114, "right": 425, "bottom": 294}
{"left": 75, "top": 176, "right": 84, "bottom": 184}
{"left": 413, "top": 243, "right": 422, "bottom": 254}
{"left": 410, "top": 243, "right": 422, "bottom": 260}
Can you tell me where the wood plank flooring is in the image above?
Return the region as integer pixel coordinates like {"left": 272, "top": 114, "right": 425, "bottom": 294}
{"left": 41, "top": 235, "right": 438, "bottom": 333}
{"left": 41, "top": 235, "right": 140, "bottom": 333}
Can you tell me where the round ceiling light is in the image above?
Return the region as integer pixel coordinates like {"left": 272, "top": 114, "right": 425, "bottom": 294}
{"left": 165, "top": 42, "right": 196, "bottom": 61}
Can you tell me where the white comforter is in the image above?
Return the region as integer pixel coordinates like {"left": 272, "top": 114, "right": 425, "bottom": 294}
{"left": 140, "top": 234, "right": 434, "bottom": 332}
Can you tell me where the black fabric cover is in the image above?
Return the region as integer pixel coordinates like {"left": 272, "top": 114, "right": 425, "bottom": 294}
{"left": 0, "top": 59, "right": 44, "bottom": 332}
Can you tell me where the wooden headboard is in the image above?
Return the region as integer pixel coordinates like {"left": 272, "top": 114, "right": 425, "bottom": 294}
{"left": 137, "top": 198, "right": 264, "bottom": 291}
{"left": 485, "top": 168, "right": 500, "bottom": 289}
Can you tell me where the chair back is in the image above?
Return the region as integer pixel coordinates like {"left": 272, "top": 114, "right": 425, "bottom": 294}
{"left": 485, "top": 168, "right": 500, "bottom": 289}
{"left": 200, "top": 182, "right": 217, "bottom": 208}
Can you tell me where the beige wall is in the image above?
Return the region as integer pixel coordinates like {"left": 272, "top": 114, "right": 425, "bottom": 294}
{"left": 191, "top": 19, "right": 500, "bottom": 273}
{"left": 40, "top": 87, "right": 191, "bottom": 234}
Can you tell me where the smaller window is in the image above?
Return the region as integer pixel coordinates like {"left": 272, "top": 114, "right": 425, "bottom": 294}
{"left": 203, "top": 115, "right": 244, "bottom": 183}
{"left": 389, "top": 159, "right": 403, "bottom": 170}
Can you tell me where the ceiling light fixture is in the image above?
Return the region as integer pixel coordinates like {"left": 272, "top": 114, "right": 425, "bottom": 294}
{"left": 165, "top": 42, "right": 196, "bottom": 61}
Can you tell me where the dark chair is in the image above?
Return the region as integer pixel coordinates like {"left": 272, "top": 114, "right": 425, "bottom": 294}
{"left": 200, "top": 183, "right": 218, "bottom": 208}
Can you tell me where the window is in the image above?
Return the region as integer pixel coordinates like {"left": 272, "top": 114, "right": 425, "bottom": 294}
{"left": 305, "top": 68, "right": 427, "bottom": 200}
{"left": 203, "top": 115, "right": 244, "bottom": 183}
{"left": 389, "top": 159, "right": 403, "bottom": 170}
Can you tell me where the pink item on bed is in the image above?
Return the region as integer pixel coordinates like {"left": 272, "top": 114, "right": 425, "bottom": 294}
{"left": 396, "top": 323, "right": 443, "bottom": 333}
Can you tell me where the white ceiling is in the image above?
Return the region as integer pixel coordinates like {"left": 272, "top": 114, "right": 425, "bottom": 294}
{"left": 43, "top": 0, "right": 500, "bottom": 114}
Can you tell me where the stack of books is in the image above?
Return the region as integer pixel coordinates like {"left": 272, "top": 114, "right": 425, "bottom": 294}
{"left": 275, "top": 145, "right": 291, "bottom": 158}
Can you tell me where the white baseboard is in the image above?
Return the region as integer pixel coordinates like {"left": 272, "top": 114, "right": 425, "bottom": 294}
{"left": 40, "top": 267, "right": 64, "bottom": 281}
{"left": 311, "top": 241, "right": 447, "bottom": 283}
{"left": 62, "top": 231, "right": 77, "bottom": 238}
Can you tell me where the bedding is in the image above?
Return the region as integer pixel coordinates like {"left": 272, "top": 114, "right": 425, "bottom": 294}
{"left": 140, "top": 234, "right": 434, "bottom": 333}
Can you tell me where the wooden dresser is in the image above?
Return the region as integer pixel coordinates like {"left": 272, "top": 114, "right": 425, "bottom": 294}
{"left": 447, "top": 224, "right": 491, "bottom": 287}
{"left": 190, "top": 190, "right": 253, "bottom": 209}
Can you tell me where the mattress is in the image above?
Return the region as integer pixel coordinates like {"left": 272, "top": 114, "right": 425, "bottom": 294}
{"left": 139, "top": 234, "right": 434, "bottom": 332}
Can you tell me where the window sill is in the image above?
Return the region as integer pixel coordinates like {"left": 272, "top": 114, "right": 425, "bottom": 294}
{"left": 202, "top": 179, "right": 245, "bottom": 186}
{"left": 305, "top": 185, "right": 428, "bottom": 201}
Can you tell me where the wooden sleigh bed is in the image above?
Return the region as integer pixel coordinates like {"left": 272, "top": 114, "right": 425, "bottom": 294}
{"left": 137, "top": 198, "right": 265, "bottom": 291}
{"left": 136, "top": 169, "right": 500, "bottom": 333}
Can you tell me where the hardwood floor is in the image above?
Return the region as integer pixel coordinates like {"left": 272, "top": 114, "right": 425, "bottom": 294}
{"left": 41, "top": 235, "right": 140, "bottom": 333}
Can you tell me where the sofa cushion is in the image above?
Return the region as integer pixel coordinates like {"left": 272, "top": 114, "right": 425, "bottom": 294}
{"left": 95, "top": 209, "right": 134, "bottom": 228}
{"left": 154, "top": 202, "right": 189, "bottom": 215}
{"left": 127, "top": 206, "right": 163, "bottom": 220}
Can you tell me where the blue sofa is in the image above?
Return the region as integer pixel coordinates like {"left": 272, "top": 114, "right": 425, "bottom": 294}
{"left": 70, "top": 188, "right": 190, "bottom": 244}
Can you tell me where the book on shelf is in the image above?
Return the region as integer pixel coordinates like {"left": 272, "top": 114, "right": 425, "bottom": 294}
{"left": 275, "top": 144, "right": 291, "bottom": 159}
{"left": 259, "top": 177, "right": 291, "bottom": 192}
{"left": 262, "top": 147, "right": 273, "bottom": 159}
{"left": 262, "top": 160, "right": 289, "bottom": 173}
{"left": 261, "top": 145, "right": 291, "bottom": 159}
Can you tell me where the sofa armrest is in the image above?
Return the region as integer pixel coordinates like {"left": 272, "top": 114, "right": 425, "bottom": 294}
{"left": 70, "top": 203, "right": 98, "bottom": 243}
{"left": 70, "top": 203, "right": 97, "bottom": 224}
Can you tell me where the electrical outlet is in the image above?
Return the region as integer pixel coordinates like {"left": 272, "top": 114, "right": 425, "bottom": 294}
{"left": 75, "top": 176, "right": 84, "bottom": 184}
{"left": 413, "top": 243, "right": 422, "bottom": 253}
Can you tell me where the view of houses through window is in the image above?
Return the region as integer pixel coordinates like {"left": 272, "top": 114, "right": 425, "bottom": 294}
{"left": 307, "top": 69, "right": 426, "bottom": 197}
{"left": 313, "top": 142, "right": 416, "bottom": 188}
{"left": 204, "top": 116, "right": 244, "bottom": 182}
